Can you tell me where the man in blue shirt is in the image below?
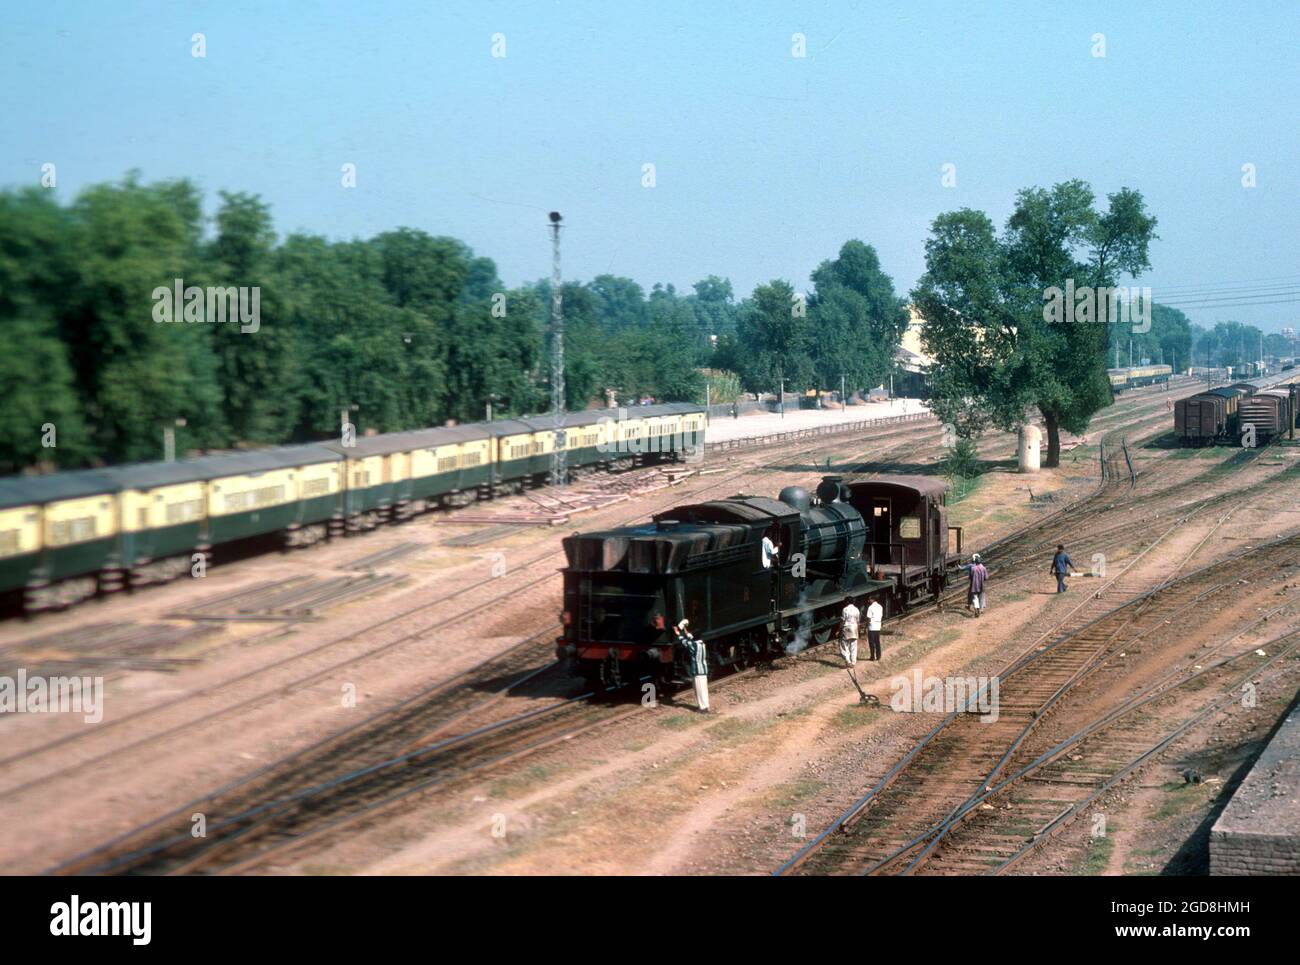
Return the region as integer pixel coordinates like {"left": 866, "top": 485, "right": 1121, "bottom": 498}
{"left": 1051, "top": 545, "right": 1075, "bottom": 593}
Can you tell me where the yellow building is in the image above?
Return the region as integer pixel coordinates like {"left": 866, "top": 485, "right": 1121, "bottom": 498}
{"left": 893, "top": 306, "right": 934, "bottom": 396}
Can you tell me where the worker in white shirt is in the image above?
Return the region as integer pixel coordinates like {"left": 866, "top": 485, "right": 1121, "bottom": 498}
{"left": 839, "top": 600, "right": 861, "bottom": 667}
{"left": 866, "top": 595, "right": 884, "bottom": 661}
{"left": 760, "top": 527, "right": 781, "bottom": 613}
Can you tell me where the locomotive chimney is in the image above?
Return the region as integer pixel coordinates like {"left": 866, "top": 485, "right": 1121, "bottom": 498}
{"left": 816, "top": 475, "right": 846, "bottom": 504}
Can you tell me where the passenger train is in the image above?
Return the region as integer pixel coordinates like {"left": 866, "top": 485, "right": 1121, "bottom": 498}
{"left": 0, "top": 403, "right": 706, "bottom": 612}
{"left": 1107, "top": 364, "right": 1173, "bottom": 392}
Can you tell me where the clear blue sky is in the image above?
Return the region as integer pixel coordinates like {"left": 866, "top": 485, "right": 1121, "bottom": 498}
{"left": 4, "top": 1, "right": 1297, "bottom": 329}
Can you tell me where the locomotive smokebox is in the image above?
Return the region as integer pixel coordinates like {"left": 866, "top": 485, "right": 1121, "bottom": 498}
{"left": 801, "top": 502, "right": 867, "bottom": 564}
{"left": 816, "top": 475, "right": 846, "bottom": 504}
{"left": 778, "top": 486, "right": 811, "bottom": 511}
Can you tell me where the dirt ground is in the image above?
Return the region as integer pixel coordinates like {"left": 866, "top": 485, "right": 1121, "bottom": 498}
{"left": 276, "top": 451, "right": 1300, "bottom": 876}
{"left": 1, "top": 380, "right": 1292, "bottom": 875}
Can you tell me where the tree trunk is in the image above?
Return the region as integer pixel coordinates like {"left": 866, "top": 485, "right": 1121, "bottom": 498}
{"left": 1043, "top": 408, "right": 1061, "bottom": 467}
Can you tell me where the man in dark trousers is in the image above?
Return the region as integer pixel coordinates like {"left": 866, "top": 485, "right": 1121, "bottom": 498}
{"left": 865, "top": 595, "right": 884, "bottom": 661}
{"left": 1051, "top": 544, "right": 1075, "bottom": 593}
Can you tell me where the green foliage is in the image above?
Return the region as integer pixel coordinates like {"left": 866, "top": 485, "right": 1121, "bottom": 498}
{"left": 735, "top": 279, "right": 813, "bottom": 392}
{"left": 944, "top": 437, "right": 981, "bottom": 479}
{"left": 1189, "top": 320, "right": 1269, "bottom": 371}
{"left": 1109, "top": 302, "right": 1191, "bottom": 371}
{"left": 697, "top": 368, "right": 742, "bottom": 405}
{"left": 0, "top": 173, "right": 911, "bottom": 472}
{"left": 914, "top": 181, "right": 1158, "bottom": 466}
{"left": 807, "top": 241, "right": 907, "bottom": 394}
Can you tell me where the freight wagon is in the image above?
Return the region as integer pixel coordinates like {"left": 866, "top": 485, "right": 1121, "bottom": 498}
{"left": 1173, "top": 387, "right": 1244, "bottom": 446}
{"left": 1238, "top": 389, "right": 1295, "bottom": 443}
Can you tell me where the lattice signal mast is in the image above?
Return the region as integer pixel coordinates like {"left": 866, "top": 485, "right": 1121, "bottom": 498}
{"left": 549, "top": 211, "right": 566, "bottom": 487}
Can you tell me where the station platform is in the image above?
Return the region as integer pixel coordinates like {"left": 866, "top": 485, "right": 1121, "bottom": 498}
{"left": 704, "top": 399, "right": 931, "bottom": 446}
{"left": 1210, "top": 696, "right": 1300, "bottom": 875}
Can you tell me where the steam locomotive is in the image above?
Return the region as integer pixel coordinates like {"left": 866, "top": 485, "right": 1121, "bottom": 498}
{"left": 557, "top": 474, "right": 965, "bottom": 686}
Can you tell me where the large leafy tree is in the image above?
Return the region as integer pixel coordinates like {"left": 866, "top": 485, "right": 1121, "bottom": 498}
{"left": 1190, "top": 320, "right": 1266, "bottom": 371}
{"left": 66, "top": 175, "right": 225, "bottom": 463}
{"left": 586, "top": 275, "right": 646, "bottom": 333}
{"left": 735, "top": 279, "right": 815, "bottom": 394}
{"left": 807, "top": 240, "right": 908, "bottom": 394}
{"left": 206, "top": 191, "right": 298, "bottom": 443}
{"left": 0, "top": 189, "right": 87, "bottom": 471}
{"left": 915, "top": 181, "right": 1157, "bottom": 466}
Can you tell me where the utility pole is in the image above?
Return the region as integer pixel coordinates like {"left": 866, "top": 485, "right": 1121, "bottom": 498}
{"left": 163, "top": 417, "right": 187, "bottom": 461}
{"left": 778, "top": 367, "right": 785, "bottom": 419}
{"left": 548, "top": 212, "right": 565, "bottom": 487}
{"left": 841, "top": 373, "right": 846, "bottom": 410}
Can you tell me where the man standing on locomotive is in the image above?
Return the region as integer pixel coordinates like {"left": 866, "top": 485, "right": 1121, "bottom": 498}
{"left": 761, "top": 526, "right": 780, "bottom": 569}
{"left": 674, "top": 619, "right": 711, "bottom": 713}
{"left": 839, "top": 599, "right": 861, "bottom": 667}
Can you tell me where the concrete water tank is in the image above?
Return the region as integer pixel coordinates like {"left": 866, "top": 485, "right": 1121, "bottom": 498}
{"left": 1018, "top": 425, "right": 1042, "bottom": 473}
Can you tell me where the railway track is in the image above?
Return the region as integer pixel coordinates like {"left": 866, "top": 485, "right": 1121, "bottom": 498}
{"left": 45, "top": 418, "right": 1127, "bottom": 875}
{"left": 47, "top": 427, "right": 964, "bottom": 875}
{"left": 776, "top": 531, "right": 1300, "bottom": 875}
{"left": 49, "top": 659, "right": 771, "bottom": 876}
{"left": 0, "top": 419, "right": 951, "bottom": 792}
{"left": 931, "top": 628, "right": 1300, "bottom": 875}
{"left": 27, "top": 388, "right": 1287, "bottom": 874}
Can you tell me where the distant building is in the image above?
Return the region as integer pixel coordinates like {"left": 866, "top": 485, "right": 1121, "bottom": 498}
{"left": 894, "top": 305, "right": 934, "bottom": 398}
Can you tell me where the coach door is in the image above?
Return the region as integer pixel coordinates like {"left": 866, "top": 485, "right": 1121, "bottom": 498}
{"left": 871, "top": 498, "right": 892, "bottom": 564}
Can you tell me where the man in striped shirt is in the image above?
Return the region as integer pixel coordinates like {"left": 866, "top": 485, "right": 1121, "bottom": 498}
{"left": 674, "top": 619, "right": 711, "bottom": 713}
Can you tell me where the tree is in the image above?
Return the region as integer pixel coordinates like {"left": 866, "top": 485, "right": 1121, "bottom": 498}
{"left": 915, "top": 181, "right": 1157, "bottom": 466}
{"left": 735, "top": 280, "right": 815, "bottom": 396}
{"left": 688, "top": 275, "right": 739, "bottom": 351}
{"left": 807, "top": 240, "right": 907, "bottom": 394}
{"left": 0, "top": 189, "right": 87, "bottom": 471}
{"left": 65, "top": 175, "right": 226, "bottom": 463}
{"left": 587, "top": 275, "right": 646, "bottom": 333}
{"left": 1191, "top": 321, "right": 1266, "bottom": 371}
{"left": 207, "top": 191, "right": 297, "bottom": 444}
{"left": 1109, "top": 302, "right": 1192, "bottom": 370}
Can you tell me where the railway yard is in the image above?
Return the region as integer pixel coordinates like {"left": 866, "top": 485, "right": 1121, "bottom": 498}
{"left": 1, "top": 376, "right": 1297, "bottom": 877}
